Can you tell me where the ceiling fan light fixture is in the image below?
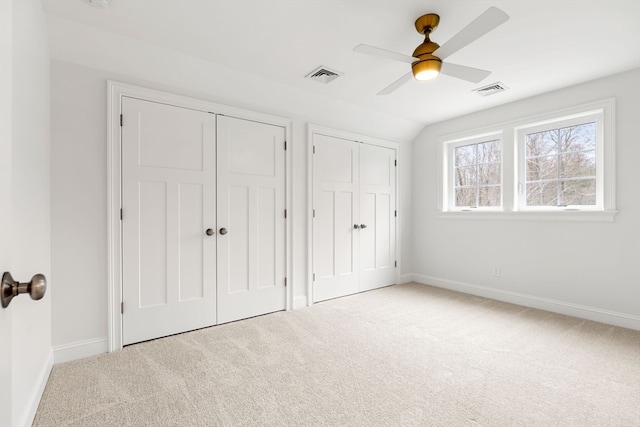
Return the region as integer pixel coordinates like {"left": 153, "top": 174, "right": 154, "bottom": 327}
{"left": 412, "top": 57, "right": 442, "bottom": 81}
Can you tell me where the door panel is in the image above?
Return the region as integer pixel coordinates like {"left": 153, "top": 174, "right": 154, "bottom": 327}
{"left": 179, "top": 183, "right": 205, "bottom": 301}
{"left": 360, "top": 192, "right": 376, "bottom": 271}
{"left": 257, "top": 187, "right": 277, "bottom": 289}
{"left": 138, "top": 181, "right": 168, "bottom": 307}
{"left": 359, "top": 144, "right": 396, "bottom": 291}
{"left": 121, "top": 97, "right": 216, "bottom": 345}
{"left": 312, "top": 134, "right": 360, "bottom": 302}
{"left": 216, "top": 115, "right": 286, "bottom": 324}
{"left": 227, "top": 185, "right": 250, "bottom": 294}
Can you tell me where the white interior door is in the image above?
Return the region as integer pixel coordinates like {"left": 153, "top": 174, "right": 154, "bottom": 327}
{"left": 121, "top": 97, "right": 216, "bottom": 345}
{"left": 312, "top": 134, "right": 360, "bottom": 302}
{"left": 359, "top": 144, "right": 396, "bottom": 291}
{"left": 1, "top": 2, "right": 52, "bottom": 425}
{"left": 216, "top": 115, "right": 286, "bottom": 324}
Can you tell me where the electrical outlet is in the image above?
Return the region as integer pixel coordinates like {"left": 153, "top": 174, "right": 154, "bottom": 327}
{"left": 493, "top": 267, "right": 501, "bottom": 277}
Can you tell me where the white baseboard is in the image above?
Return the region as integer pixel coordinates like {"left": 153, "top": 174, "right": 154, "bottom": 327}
{"left": 22, "top": 348, "right": 53, "bottom": 427}
{"left": 399, "top": 273, "right": 415, "bottom": 284}
{"left": 413, "top": 274, "right": 640, "bottom": 331}
{"left": 53, "top": 337, "right": 109, "bottom": 364}
{"left": 293, "top": 295, "right": 308, "bottom": 310}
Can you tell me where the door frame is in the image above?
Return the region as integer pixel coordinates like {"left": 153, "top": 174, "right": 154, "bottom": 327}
{"left": 307, "top": 124, "right": 400, "bottom": 305}
{"left": 107, "top": 81, "right": 293, "bottom": 351}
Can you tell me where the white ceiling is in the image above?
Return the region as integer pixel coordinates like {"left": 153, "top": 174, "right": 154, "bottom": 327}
{"left": 41, "top": 0, "right": 640, "bottom": 127}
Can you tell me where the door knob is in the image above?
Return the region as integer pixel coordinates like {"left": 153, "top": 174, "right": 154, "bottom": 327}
{"left": 360, "top": 224, "right": 367, "bottom": 229}
{"left": 1, "top": 272, "right": 47, "bottom": 308}
{"left": 205, "top": 228, "right": 214, "bottom": 236}
{"left": 353, "top": 224, "right": 360, "bottom": 229}
{"left": 219, "top": 227, "right": 228, "bottom": 235}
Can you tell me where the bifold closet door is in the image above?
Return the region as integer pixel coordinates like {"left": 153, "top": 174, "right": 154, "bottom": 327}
{"left": 216, "top": 115, "right": 287, "bottom": 324}
{"left": 121, "top": 97, "right": 217, "bottom": 345}
{"left": 312, "top": 134, "right": 360, "bottom": 302}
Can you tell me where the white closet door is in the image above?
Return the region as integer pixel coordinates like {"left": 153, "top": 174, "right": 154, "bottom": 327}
{"left": 121, "top": 97, "right": 216, "bottom": 345}
{"left": 359, "top": 144, "right": 397, "bottom": 291}
{"left": 216, "top": 115, "right": 286, "bottom": 324}
{"left": 312, "top": 134, "right": 360, "bottom": 302}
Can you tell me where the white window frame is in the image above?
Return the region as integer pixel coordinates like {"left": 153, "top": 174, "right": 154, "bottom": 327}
{"left": 445, "top": 133, "right": 503, "bottom": 212}
{"left": 438, "top": 98, "right": 616, "bottom": 222}
{"left": 515, "top": 110, "right": 604, "bottom": 211}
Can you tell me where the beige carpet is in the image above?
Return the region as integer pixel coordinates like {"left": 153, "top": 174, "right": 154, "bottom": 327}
{"left": 34, "top": 283, "right": 640, "bottom": 426}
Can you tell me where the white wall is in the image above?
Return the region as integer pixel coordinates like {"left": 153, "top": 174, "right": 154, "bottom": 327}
{"left": 412, "top": 68, "right": 640, "bottom": 329}
{"left": 0, "top": 1, "right": 52, "bottom": 426}
{"left": 49, "top": 19, "right": 415, "bottom": 358}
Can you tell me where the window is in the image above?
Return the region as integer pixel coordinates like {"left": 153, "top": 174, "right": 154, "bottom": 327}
{"left": 439, "top": 99, "right": 615, "bottom": 220}
{"left": 516, "top": 108, "right": 606, "bottom": 211}
{"left": 452, "top": 138, "right": 501, "bottom": 209}
{"left": 523, "top": 122, "right": 596, "bottom": 207}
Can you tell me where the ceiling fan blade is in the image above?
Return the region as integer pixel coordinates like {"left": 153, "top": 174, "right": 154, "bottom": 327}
{"left": 353, "top": 44, "right": 415, "bottom": 64}
{"left": 440, "top": 62, "right": 491, "bottom": 83}
{"left": 434, "top": 7, "right": 509, "bottom": 60}
{"left": 377, "top": 72, "right": 413, "bottom": 95}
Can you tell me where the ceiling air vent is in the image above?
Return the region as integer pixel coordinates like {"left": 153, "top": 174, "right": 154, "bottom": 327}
{"left": 305, "top": 66, "right": 343, "bottom": 84}
{"left": 473, "top": 82, "right": 508, "bottom": 97}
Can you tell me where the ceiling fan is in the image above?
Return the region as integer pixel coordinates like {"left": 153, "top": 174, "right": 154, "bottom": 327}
{"left": 354, "top": 7, "right": 509, "bottom": 95}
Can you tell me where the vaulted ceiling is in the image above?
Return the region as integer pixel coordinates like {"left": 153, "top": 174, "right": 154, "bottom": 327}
{"left": 42, "top": 0, "right": 640, "bottom": 130}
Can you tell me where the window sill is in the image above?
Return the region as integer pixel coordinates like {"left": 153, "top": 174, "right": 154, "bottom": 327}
{"left": 438, "top": 210, "right": 618, "bottom": 222}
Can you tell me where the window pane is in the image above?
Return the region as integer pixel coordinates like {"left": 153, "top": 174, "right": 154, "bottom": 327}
{"left": 526, "top": 132, "right": 557, "bottom": 157}
{"left": 560, "top": 150, "right": 596, "bottom": 179}
{"left": 527, "top": 182, "right": 558, "bottom": 206}
{"left": 478, "top": 186, "right": 501, "bottom": 207}
{"left": 525, "top": 120, "right": 598, "bottom": 207}
{"left": 478, "top": 163, "right": 500, "bottom": 185}
{"left": 454, "top": 144, "right": 476, "bottom": 167}
{"left": 477, "top": 140, "right": 500, "bottom": 163}
{"left": 561, "top": 122, "right": 596, "bottom": 153}
{"left": 560, "top": 179, "right": 596, "bottom": 205}
{"left": 455, "top": 187, "right": 476, "bottom": 207}
{"left": 526, "top": 156, "right": 558, "bottom": 181}
{"left": 451, "top": 138, "right": 502, "bottom": 209}
{"left": 455, "top": 166, "right": 476, "bottom": 186}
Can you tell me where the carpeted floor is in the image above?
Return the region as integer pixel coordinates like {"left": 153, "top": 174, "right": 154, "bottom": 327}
{"left": 34, "top": 283, "right": 640, "bottom": 426}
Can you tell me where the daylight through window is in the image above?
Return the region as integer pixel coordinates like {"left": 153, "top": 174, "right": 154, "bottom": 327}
{"left": 454, "top": 140, "right": 501, "bottom": 208}
{"left": 440, "top": 99, "right": 614, "bottom": 219}
{"left": 524, "top": 122, "right": 596, "bottom": 207}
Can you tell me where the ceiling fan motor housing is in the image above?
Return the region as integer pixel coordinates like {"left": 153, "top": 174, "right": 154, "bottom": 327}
{"left": 412, "top": 13, "right": 442, "bottom": 80}
{"left": 413, "top": 13, "right": 441, "bottom": 58}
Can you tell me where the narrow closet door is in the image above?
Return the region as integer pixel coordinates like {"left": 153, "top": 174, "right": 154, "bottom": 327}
{"left": 359, "top": 144, "right": 397, "bottom": 291}
{"left": 312, "top": 134, "right": 360, "bottom": 302}
{"left": 121, "top": 97, "right": 216, "bottom": 345}
{"left": 216, "top": 115, "right": 286, "bottom": 324}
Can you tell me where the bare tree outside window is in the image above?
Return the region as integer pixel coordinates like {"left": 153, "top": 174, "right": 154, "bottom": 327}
{"left": 525, "top": 122, "right": 596, "bottom": 206}
{"left": 454, "top": 140, "right": 501, "bottom": 207}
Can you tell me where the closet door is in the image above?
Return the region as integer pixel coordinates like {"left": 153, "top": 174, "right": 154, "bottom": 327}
{"left": 121, "top": 97, "right": 216, "bottom": 345}
{"left": 312, "top": 134, "right": 360, "bottom": 302}
{"left": 216, "top": 115, "right": 287, "bottom": 324}
{"left": 312, "top": 133, "right": 397, "bottom": 302}
{"left": 359, "top": 144, "right": 396, "bottom": 291}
